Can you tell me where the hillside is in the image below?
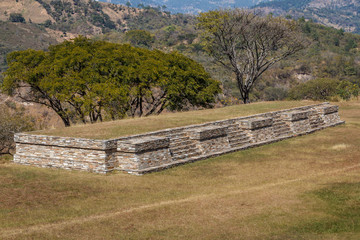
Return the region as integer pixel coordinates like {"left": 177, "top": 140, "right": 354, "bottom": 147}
{"left": 97, "top": 0, "right": 273, "bottom": 14}
{"left": 254, "top": 0, "right": 360, "bottom": 34}
{"left": 0, "top": 21, "right": 58, "bottom": 74}
{"left": 1, "top": 0, "right": 360, "bottom": 104}
{"left": 0, "top": 0, "right": 142, "bottom": 35}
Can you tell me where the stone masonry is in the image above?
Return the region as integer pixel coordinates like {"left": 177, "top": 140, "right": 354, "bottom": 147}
{"left": 14, "top": 102, "right": 345, "bottom": 175}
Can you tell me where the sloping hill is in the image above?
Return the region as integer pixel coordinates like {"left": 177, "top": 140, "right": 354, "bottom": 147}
{"left": 0, "top": 21, "right": 58, "bottom": 74}
{"left": 0, "top": 0, "right": 143, "bottom": 36}
{"left": 254, "top": 0, "right": 360, "bottom": 33}
{"left": 98, "top": 0, "right": 273, "bottom": 14}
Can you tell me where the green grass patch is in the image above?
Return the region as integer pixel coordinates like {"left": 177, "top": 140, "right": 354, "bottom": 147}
{"left": 289, "top": 182, "right": 360, "bottom": 235}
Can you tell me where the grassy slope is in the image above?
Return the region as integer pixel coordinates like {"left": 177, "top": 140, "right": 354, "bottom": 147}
{"left": 32, "top": 101, "right": 318, "bottom": 139}
{"left": 1, "top": 100, "right": 360, "bottom": 239}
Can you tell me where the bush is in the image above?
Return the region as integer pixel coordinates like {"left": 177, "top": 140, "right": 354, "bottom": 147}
{"left": 263, "top": 87, "right": 288, "bottom": 101}
{"left": 288, "top": 78, "right": 339, "bottom": 100}
{"left": 0, "top": 103, "right": 35, "bottom": 155}
{"left": 9, "top": 13, "right": 25, "bottom": 23}
{"left": 337, "top": 81, "right": 360, "bottom": 100}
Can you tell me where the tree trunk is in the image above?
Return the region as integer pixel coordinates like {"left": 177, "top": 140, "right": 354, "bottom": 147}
{"left": 242, "top": 90, "right": 250, "bottom": 104}
{"left": 60, "top": 116, "right": 71, "bottom": 127}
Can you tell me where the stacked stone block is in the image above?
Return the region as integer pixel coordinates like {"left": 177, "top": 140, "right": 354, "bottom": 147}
{"left": 188, "top": 126, "right": 231, "bottom": 155}
{"left": 14, "top": 102, "right": 345, "bottom": 175}
{"left": 117, "top": 136, "right": 172, "bottom": 173}
{"left": 13, "top": 134, "right": 117, "bottom": 173}
{"left": 240, "top": 117, "right": 274, "bottom": 143}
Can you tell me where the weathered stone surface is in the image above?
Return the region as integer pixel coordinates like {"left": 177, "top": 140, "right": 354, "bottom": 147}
{"left": 13, "top": 102, "right": 345, "bottom": 175}
{"left": 240, "top": 117, "right": 273, "bottom": 130}
{"left": 14, "top": 143, "right": 111, "bottom": 173}
{"left": 117, "top": 136, "right": 170, "bottom": 153}
{"left": 317, "top": 105, "right": 339, "bottom": 115}
{"left": 188, "top": 126, "right": 228, "bottom": 140}
{"left": 196, "top": 136, "right": 231, "bottom": 155}
{"left": 14, "top": 133, "right": 116, "bottom": 150}
{"left": 281, "top": 110, "right": 309, "bottom": 122}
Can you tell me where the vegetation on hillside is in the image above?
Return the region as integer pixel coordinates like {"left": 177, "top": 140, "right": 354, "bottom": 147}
{"left": 35, "top": 0, "right": 117, "bottom": 33}
{"left": 254, "top": 0, "right": 360, "bottom": 34}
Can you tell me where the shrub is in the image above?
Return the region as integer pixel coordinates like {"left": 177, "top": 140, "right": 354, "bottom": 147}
{"left": 337, "top": 81, "right": 360, "bottom": 100}
{"left": 9, "top": 13, "right": 25, "bottom": 23}
{"left": 0, "top": 103, "right": 35, "bottom": 155}
{"left": 288, "top": 78, "right": 339, "bottom": 100}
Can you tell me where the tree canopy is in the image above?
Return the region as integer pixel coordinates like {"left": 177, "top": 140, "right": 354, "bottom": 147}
{"left": 197, "top": 9, "right": 308, "bottom": 103}
{"left": 2, "top": 36, "right": 221, "bottom": 126}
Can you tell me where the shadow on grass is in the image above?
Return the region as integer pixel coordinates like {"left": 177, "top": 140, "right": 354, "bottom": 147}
{"left": 279, "top": 182, "right": 360, "bottom": 239}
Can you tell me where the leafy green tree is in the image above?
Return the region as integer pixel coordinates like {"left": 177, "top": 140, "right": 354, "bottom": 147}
{"left": 197, "top": 9, "right": 307, "bottom": 103}
{"left": 124, "top": 30, "right": 154, "bottom": 48}
{"left": 2, "top": 37, "right": 220, "bottom": 126}
{"left": 125, "top": 49, "right": 221, "bottom": 117}
{"left": 2, "top": 37, "right": 131, "bottom": 126}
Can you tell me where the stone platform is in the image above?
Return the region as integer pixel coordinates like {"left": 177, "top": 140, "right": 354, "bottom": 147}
{"left": 14, "top": 102, "right": 345, "bottom": 175}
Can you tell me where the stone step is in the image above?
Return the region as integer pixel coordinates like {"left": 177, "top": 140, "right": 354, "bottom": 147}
{"left": 172, "top": 147, "right": 201, "bottom": 157}
{"left": 274, "top": 128, "right": 291, "bottom": 134}
{"left": 227, "top": 131, "right": 246, "bottom": 137}
{"left": 274, "top": 131, "right": 291, "bottom": 137}
{"left": 230, "top": 140, "right": 251, "bottom": 148}
{"left": 169, "top": 139, "right": 193, "bottom": 148}
{"left": 272, "top": 126, "right": 290, "bottom": 131}
{"left": 229, "top": 135, "right": 249, "bottom": 142}
{"left": 169, "top": 136, "right": 190, "bottom": 144}
{"left": 273, "top": 126, "right": 291, "bottom": 132}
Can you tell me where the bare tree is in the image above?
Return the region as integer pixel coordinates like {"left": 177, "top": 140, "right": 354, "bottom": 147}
{"left": 197, "top": 9, "right": 308, "bottom": 103}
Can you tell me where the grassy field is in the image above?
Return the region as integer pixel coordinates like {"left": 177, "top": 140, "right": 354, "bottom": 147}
{"left": 31, "top": 100, "right": 319, "bottom": 139}
{"left": 1, "top": 100, "right": 359, "bottom": 239}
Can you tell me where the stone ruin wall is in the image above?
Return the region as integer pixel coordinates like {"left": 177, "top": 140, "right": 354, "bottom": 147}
{"left": 14, "top": 102, "right": 345, "bottom": 175}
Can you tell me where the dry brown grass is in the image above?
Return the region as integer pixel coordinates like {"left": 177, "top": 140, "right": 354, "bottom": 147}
{"left": 32, "top": 100, "right": 319, "bottom": 139}
{"left": 0, "top": 100, "right": 359, "bottom": 239}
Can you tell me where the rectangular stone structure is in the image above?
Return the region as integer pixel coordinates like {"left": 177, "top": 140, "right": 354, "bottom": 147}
{"left": 13, "top": 102, "right": 345, "bottom": 175}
